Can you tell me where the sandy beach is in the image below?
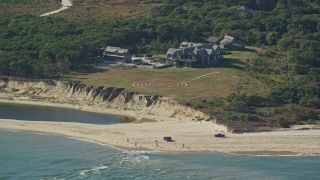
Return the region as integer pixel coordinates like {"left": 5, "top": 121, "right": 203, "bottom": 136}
{"left": 1, "top": 116, "right": 320, "bottom": 155}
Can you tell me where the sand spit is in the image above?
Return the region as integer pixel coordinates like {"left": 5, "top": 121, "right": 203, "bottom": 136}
{"left": 1, "top": 118, "right": 320, "bottom": 155}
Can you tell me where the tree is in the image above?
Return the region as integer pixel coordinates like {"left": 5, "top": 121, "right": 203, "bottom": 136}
{"left": 266, "top": 32, "right": 280, "bottom": 45}
{"left": 56, "top": 57, "right": 71, "bottom": 77}
{"left": 256, "top": 0, "right": 278, "bottom": 11}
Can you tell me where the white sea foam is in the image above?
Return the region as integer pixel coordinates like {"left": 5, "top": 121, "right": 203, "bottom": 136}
{"left": 79, "top": 165, "right": 108, "bottom": 176}
{"left": 127, "top": 150, "right": 160, "bottom": 154}
{"left": 67, "top": 137, "right": 125, "bottom": 152}
{"left": 119, "top": 153, "right": 152, "bottom": 165}
{"left": 228, "top": 152, "right": 320, "bottom": 157}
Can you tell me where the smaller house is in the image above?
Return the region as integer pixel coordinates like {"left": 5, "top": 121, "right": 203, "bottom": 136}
{"left": 207, "top": 36, "right": 222, "bottom": 45}
{"left": 237, "top": 5, "right": 253, "bottom": 12}
{"left": 103, "top": 46, "right": 131, "bottom": 63}
{"left": 166, "top": 48, "right": 184, "bottom": 60}
{"left": 179, "top": 42, "right": 194, "bottom": 49}
{"left": 152, "top": 55, "right": 167, "bottom": 64}
{"left": 219, "top": 34, "right": 245, "bottom": 51}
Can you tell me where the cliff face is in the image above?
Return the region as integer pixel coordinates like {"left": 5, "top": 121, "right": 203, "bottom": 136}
{"left": 0, "top": 77, "right": 212, "bottom": 122}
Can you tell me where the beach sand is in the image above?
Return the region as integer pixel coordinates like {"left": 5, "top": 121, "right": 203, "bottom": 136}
{"left": 1, "top": 98, "right": 320, "bottom": 155}
{"left": 1, "top": 118, "right": 320, "bottom": 155}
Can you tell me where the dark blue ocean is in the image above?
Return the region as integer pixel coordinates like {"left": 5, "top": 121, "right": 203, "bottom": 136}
{"left": 1, "top": 103, "right": 320, "bottom": 179}
{"left": 1, "top": 131, "right": 320, "bottom": 180}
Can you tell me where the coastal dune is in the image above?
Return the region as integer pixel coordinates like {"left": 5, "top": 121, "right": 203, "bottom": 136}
{"left": 0, "top": 77, "right": 211, "bottom": 123}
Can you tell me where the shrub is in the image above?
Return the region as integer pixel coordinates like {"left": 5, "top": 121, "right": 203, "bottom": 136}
{"left": 296, "top": 111, "right": 319, "bottom": 122}
{"left": 306, "top": 98, "right": 320, "bottom": 109}
{"left": 279, "top": 119, "right": 291, "bottom": 128}
{"left": 306, "top": 119, "right": 316, "bottom": 125}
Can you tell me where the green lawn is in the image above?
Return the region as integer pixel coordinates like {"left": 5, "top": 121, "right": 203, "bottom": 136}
{"left": 65, "top": 47, "right": 259, "bottom": 104}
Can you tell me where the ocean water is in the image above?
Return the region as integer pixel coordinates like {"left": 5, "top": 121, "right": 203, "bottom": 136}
{"left": 0, "top": 102, "right": 120, "bottom": 124}
{"left": 1, "top": 130, "right": 319, "bottom": 180}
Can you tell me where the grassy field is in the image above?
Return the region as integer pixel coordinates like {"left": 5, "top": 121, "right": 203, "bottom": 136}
{"left": 65, "top": 47, "right": 260, "bottom": 104}
{"left": 0, "top": 0, "right": 60, "bottom": 16}
{"left": 65, "top": 47, "right": 297, "bottom": 131}
{"left": 55, "top": 0, "right": 161, "bottom": 20}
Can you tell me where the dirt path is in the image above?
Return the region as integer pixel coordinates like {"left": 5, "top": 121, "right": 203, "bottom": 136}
{"left": 132, "top": 72, "right": 220, "bottom": 88}
{"left": 40, "top": 0, "right": 72, "bottom": 17}
{"left": 184, "top": 72, "right": 220, "bottom": 83}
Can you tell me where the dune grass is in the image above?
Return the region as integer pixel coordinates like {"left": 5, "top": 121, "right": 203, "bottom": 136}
{"left": 1, "top": 0, "right": 159, "bottom": 20}
{"left": 55, "top": 0, "right": 161, "bottom": 20}
{"left": 0, "top": 0, "right": 60, "bottom": 16}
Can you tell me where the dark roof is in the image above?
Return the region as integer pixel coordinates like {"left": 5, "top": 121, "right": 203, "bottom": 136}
{"left": 220, "top": 34, "right": 245, "bottom": 47}
{"left": 166, "top": 41, "right": 221, "bottom": 60}
{"left": 196, "top": 49, "right": 209, "bottom": 57}
{"left": 207, "top": 36, "right": 222, "bottom": 43}
{"left": 183, "top": 46, "right": 196, "bottom": 54}
{"left": 232, "top": 42, "right": 245, "bottom": 47}
{"left": 233, "top": 39, "right": 245, "bottom": 46}
{"left": 166, "top": 48, "right": 183, "bottom": 57}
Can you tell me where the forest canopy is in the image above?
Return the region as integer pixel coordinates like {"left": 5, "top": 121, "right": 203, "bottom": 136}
{"left": 0, "top": 0, "right": 319, "bottom": 77}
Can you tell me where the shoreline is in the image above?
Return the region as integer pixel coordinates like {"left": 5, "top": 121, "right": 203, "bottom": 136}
{"left": 1, "top": 117, "right": 320, "bottom": 155}
{"left": 2, "top": 122, "right": 320, "bottom": 157}
{"left": 3, "top": 127, "right": 315, "bottom": 157}
{"left": 1, "top": 95, "right": 320, "bottom": 156}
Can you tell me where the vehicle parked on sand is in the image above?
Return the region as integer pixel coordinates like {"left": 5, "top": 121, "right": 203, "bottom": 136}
{"left": 163, "top": 136, "right": 174, "bottom": 142}
{"left": 214, "top": 133, "right": 225, "bottom": 138}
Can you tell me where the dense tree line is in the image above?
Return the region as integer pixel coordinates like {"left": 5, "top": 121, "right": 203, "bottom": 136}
{"left": 1, "top": 0, "right": 319, "bottom": 77}
{"left": 146, "top": 0, "right": 319, "bottom": 129}
{"left": 153, "top": 0, "right": 320, "bottom": 108}
{"left": 0, "top": 15, "right": 147, "bottom": 77}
